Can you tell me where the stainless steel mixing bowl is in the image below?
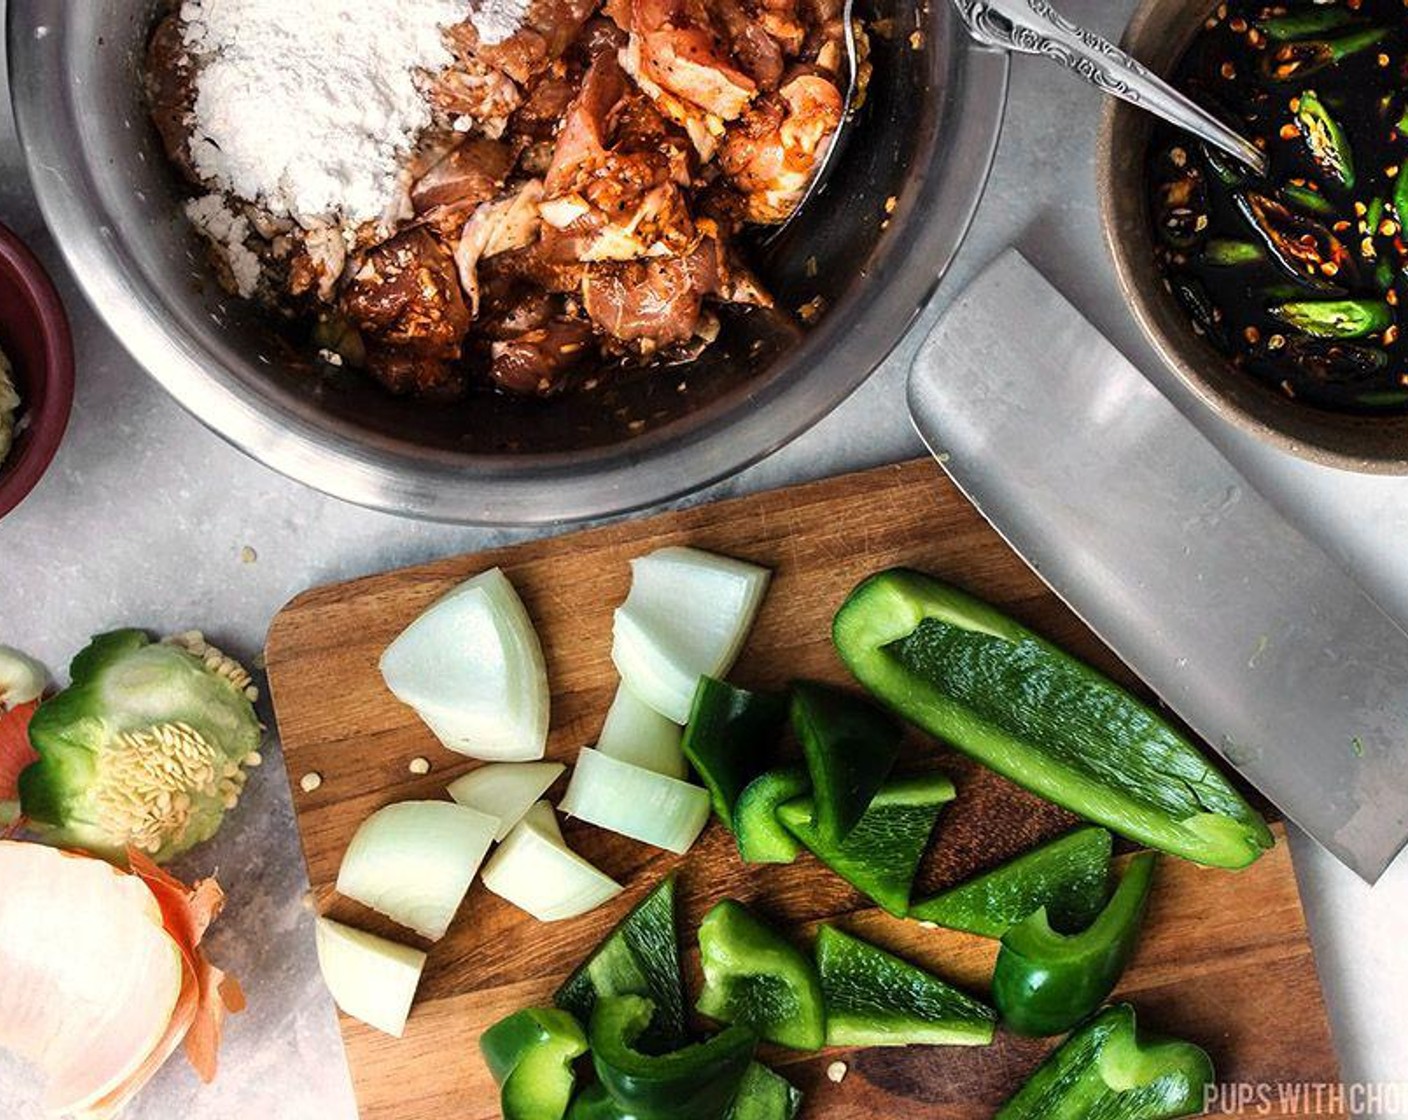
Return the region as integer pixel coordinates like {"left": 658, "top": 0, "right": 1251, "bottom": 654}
{"left": 8, "top": 0, "right": 1007, "bottom": 524}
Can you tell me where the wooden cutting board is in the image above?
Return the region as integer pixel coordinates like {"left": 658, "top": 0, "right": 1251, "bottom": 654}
{"left": 265, "top": 459, "right": 1342, "bottom": 1120}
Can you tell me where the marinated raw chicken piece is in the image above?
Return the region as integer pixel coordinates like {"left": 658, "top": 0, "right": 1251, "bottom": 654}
{"left": 428, "top": 56, "right": 523, "bottom": 138}
{"left": 447, "top": 0, "right": 600, "bottom": 87}
{"left": 718, "top": 69, "right": 842, "bottom": 222}
{"left": 413, "top": 138, "right": 515, "bottom": 233}
{"left": 488, "top": 319, "right": 597, "bottom": 395}
{"left": 341, "top": 229, "right": 472, "bottom": 395}
{"left": 455, "top": 181, "right": 546, "bottom": 315}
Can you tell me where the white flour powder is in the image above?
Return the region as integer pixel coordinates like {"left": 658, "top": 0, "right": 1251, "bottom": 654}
{"left": 180, "top": 0, "right": 470, "bottom": 225}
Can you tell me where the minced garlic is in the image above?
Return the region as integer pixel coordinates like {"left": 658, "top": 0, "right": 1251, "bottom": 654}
{"left": 0, "top": 346, "right": 18, "bottom": 468}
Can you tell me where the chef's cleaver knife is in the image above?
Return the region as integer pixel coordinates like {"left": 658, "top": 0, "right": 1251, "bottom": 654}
{"left": 909, "top": 250, "right": 1408, "bottom": 882}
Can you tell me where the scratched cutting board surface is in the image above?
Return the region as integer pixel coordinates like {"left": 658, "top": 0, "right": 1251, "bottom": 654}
{"left": 265, "top": 459, "right": 1341, "bottom": 1120}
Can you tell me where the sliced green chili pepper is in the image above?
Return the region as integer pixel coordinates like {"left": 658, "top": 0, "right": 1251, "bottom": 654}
{"left": 1200, "top": 142, "right": 1246, "bottom": 188}
{"left": 1295, "top": 90, "right": 1355, "bottom": 189}
{"left": 695, "top": 899, "right": 826, "bottom": 1051}
{"left": 1237, "top": 192, "right": 1354, "bottom": 289}
{"left": 993, "top": 853, "right": 1157, "bottom": 1038}
{"left": 1262, "top": 26, "right": 1389, "bottom": 82}
{"left": 1169, "top": 276, "right": 1228, "bottom": 347}
{"left": 790, "top": 680, "right": 903, "bottom": 845}
{"left": 1153, "top": 164, "right": 1209, "bottom": 251}
{"left": 1281, "top": 183, "right": 1336, "bottom": 217}
{"left": 590, "top": 995, "right": 756, "bottom": 1120}
{"left": 1271, "top": 299, "right": 1393, "bottom": 339}
{"left": 734, "top": 765, "right": 811, "bottom": 864}
{"left": 1202, "top": 239, "right": 1264, "bottom": 267}
{"left": 726, "top": 1063, "right": 803, "bottom": 1120}
{"left": 778, "top": 771, "right": 956, "bottom": 916}
{"left": 556, "top": 876, "right": 687, "bottom": 1052}
{"left": 1257, "top": 8, "right": 1359, "bottom": 40}
{"left": 815, "top": 925, "right": 996, "bottom": 1047}
{"left": 996, "top": 1003, "right": 1213, "bottom": 1120}
{"left": 1356, "top": 389, "right": 1408, "bottom": 408}
{"left": 681, "top": 678, "right": 788, "bottom": 831}
{"left": 1282, "top": 336, "right": 1390, "bottom": 382}
{"left": 832, "top": 570, "right": 1273, "bottom": 869}
{"left": 481, "top": 1008, "right": 589, "bottom": 1120}
{"left": 1376, "top": 258, "right": 1397, "bottom": 293}
{"left": 910, "top": 827, "right": 1113, "bottom": 938}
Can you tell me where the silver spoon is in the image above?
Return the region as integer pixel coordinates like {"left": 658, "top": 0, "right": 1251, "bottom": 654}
{"left": 951, "top": 0, "right": 1269, "bottom": 176}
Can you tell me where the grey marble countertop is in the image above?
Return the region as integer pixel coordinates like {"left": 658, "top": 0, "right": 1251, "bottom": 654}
{"left": 2, "top": 0, "right": 1407, "bottom": 1115}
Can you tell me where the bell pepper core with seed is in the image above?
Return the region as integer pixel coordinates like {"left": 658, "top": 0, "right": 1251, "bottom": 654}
{"left": 831, "top": 569, "right": 1273, "bottom": 869}
{"left": 590, "top": 994, "right": 756, "bottom": 1120}
{"left": 993, "top": 852, "right": 1158, "bottom": 1038}
{"left": 910, "top": 826, "right": 1114, "bottom": 939}
{"left": 695, "top": 900, "right": 826, "bottom": 1051}
{"left": 480, "top": 1008, "right": 589, "bottom": 1120}
{"left": 681, "top": 678, "right": 789, "bottom": 831}
{"left": 995, "top": 1003, "right": 1214, "bottom": 1120}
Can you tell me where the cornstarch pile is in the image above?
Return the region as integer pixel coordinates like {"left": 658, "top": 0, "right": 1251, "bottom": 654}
{"left": 179, "top": 0, "right": 470, "bottom": 226}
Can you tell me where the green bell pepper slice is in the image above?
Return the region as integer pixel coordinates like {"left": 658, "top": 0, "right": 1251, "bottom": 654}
{"left": 814, "top": 925, "right": 996, "bottom": 1047}
{"left": 996, "top": 1003, "right": 1213, "bottom": 1120}
{"left": 726, "top": 1063, "right": 804, "bottom": 1120}
{"left": 910, "top": 827, "right": 1113, "bottom": 938}
{"left": 790, "top": 680, "right": 903, "bottom": 845}
{"left": 681, "top": 678, "right": 789, "bottom": 831}
{"left": 566, "top": 1084, "right": 631, "bottom": 1120}
{"left": 832, "top": 570, "right": 1273, "bottom": 869}
{"left": 481, "top": 1008, "right": 589, "bottom": 1120}
{"left": 695, "top": 899, "right": 826, "bottom": 1050}
{"left": 555, "top": 875, "right": 687, "bottom": 1052}
{"left": 778, "top": 771, "right": 955, "bottom": 917}
{"left": 734, "top": 765, "right": 811, "bottom": 864}
{"left": 993, "top": 852, "right": 1157, "bottom": 1037}
{"left": 590, "top": 995, "right": 756, "bottom": 1120}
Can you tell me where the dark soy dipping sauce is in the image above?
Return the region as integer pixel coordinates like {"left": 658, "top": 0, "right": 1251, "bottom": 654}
{"left": 1149, "top": 0, "right": 1408, "bottom": 414}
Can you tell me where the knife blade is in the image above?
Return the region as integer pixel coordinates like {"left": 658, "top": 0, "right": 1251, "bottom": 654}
{"left": 908, "top": 249, "right": 1408, "bottom": 882}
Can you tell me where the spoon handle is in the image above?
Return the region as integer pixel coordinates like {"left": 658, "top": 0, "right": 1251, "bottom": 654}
{"left": 952, "top": 0, "right": 1269, "bottom": 176}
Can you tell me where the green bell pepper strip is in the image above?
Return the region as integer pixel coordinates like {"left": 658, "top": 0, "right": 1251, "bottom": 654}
{"left": 814, "top": 925, "right": 996, "bottom": 1047}
{"left": 790, "top": 680, "right": 903, "bottom": 845}
{"left": 726, "top": 1064, "right": 804, "bottom": 1120}
{"left": 996, "top": 1003, "right": 1213, "bottom": 1120}
{"left": 590, "top": 995, "right": 756, "bottom": 1120}
{"left": 778, "top": 771, "right": 956, "bottom": 917}
{"left": 910, "top": 827, "right": 1113, "bottom": 938}
{"left": 1295, "top": 90, "right": 1355, "bottom": 189}
{"left": 695, "top": 899, "right": 826, "bottom": 1051}
{"left": 480, "top": 1008, "right": 589, "bottom": 1120}
{"left": 734, "top": 765, "right": 811, "bottom": 864}
{"left": 555, "top": 875, "right": 687, "bottom": 1052}
{"left": 681, "top": 678, "right": 789, "bottom": 831}
{"left": 993, "top": 852, "right": 1157, "bottom": 1037}
{"left": 832, "top": 570, "right": 1273, "bottom": 869}
{"left": 566, "top": 1084, "right": 632, "bottom": 1120}
{"left": 1271, "top": 299, "right": 1393, "bottom": 339}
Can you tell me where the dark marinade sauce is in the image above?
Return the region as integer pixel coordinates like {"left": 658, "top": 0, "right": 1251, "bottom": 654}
{"left": 1149, "top": 0, "right": 1408, "bottom": 414}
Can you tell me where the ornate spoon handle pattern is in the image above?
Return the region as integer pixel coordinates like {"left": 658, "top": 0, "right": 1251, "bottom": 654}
{"left": 951, "top": 0, "right": 1269, "bottom": 176}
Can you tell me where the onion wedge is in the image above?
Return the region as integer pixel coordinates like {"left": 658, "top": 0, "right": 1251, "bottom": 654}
{"left": 315, "top": 917, "right": 426, "bottom": 1038}
{"left": 481, "top": 803, "right": 623, "bottom": 922}
{"left": 447, "top": 761, "right": 566, "bottom": 842}
{"left": 336, "top": 801, "right": 498, "bottom": 941}
{"left": 560, "top": 748, "right": 712, "bottom": 854}
{"left": 597, "top": 682, "right": 687, "bottom": 779}
{"left": 611, "top": 548, "right": 770, "bottom": 723}
{"left": 0, "top": 644, "right": 46, "bottom": 711}
{"left": 380, "top": 568, "right": 550, "bottom": 761}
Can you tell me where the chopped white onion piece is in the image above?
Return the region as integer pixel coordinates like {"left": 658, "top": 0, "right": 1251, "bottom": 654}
{"left": 315, "top": 917, "right": 426, "bottom": 1038}
{"left": 611, "top": 547, "right": 770, "bottom": 723}
{"left": 335, "top": 801, "right": 497, "bottom": 941}
{"left": 596, "top": 681, "right": 687, "bottom": 779}
{"left": 447, "top": 762, "right": 566, "bottom": 842}
{"left": 560, "top": 748, "right": 712, "bottom": 854}
{"left": 0, "top": 645, "right": 47, "bottom": 710}
{"left": 519, "top": 798, "right": 565, "bottom": 845}
{"left": 481, "top": 809, "right": 622, "bottom": 922}
{"left": 380, "top": 568, "right": 550, "bottom": 761}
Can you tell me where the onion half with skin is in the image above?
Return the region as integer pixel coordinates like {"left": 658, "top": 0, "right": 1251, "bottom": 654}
{"left": 560, "top": 748, "right": 712, "bottom": 854}
{"left": 611, "top": 548, "right": 770, "bottom": 723}
{"left": 380, "top": 568, "right": 550, "bottom": 761}
{"left": 336, "top": 800, "right": 498, "bottom": 941}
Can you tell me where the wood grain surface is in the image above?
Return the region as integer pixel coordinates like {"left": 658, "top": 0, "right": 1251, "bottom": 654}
{"left": 265, "top": 459, "right": 1342, "bottom": 1120}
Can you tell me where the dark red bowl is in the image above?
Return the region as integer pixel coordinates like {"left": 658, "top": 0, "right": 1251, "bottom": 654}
{"left": 0, "top": 223, "right": 74, "bottom": 519}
